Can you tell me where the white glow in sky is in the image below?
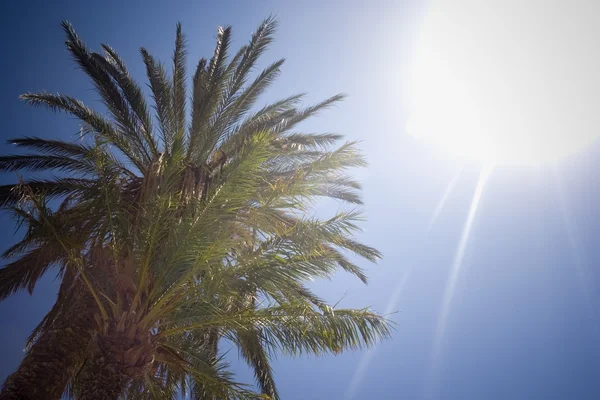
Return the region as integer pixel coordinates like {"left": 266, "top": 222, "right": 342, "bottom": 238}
{"left": 405, "top": 0, "right": 600, "bottom": 165}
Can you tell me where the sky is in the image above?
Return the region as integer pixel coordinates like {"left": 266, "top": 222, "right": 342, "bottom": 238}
{"left": 1, "top": 0, "right": 600, "bottom": 399}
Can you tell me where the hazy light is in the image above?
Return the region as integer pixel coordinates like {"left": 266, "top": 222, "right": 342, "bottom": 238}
{"left": 346, "top": 263, "right": 415, "bottom": 399}
{"left": 429, "top": 166, "right": 464, "bottom": 228}
{"left": 405, "top": 0, "right": 600, "bottom": 166}
{"left": 426, "top": 164, "right": 492, "bottom": 397}
{"left": 347, "top": 165, "right": 465, "bottom": 399}
{"left": 346, "top": 348, "right": 375, "bottom": 399}
{"left": 553, "top": 168, "right": 599, "bottom": 333}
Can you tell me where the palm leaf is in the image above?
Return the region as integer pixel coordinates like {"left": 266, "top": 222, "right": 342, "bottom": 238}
{"left": 61, "top": 21, "right": 152, "bottom": 167}
{"left": 188, "top": 26, "right": 232, "bottom": 161}
{"left": 141, "top": 48, "right": 175, "bottom": 154}
{"left": 172, "top": 23, "right": 187, "bottom": 145}
{"left": 20, "top": 92, "right": 146, "bottom": 172}
{"left": 96, "top": 45, "right": 159, "bottom": 160}
{"left": 235, "top": 326, "right": 279, "bottom": 399}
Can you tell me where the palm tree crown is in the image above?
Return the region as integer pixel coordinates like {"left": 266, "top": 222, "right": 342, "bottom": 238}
{"left": 0, "top": 18, "right": 391, "bottom": 400}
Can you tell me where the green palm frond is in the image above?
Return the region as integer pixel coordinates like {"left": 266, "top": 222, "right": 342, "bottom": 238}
{"left": 212, "top": 59, "right": 285, "bottom": 150}
{"left": 230, "top": 17, "right": 278, "bottom": 95}
{"left": 96, "top": 45, "right": 159, "bottom": 159}
{"left": 255, "top": 306, "right": 392, "bottom": 356}
{"left": 157, "top": 302, "right": 391, "bottom": 353}
{"left": 0, "top": 178, "right": 96, "bottom": 207}
{"left": 0, "top": 154, "right": 97, "bottom": 174}
{"left": 61, "top": 21, "right": 153, "bottom": 168}
{"left": 141, "top": 48, "right": 176, "bottom": 155}
{"left": 220, "top": 94, "right": 345, "bottom": 163}
{"left": 207, "top": 26, "right": 232, "bottom": 86}
{"left": 172, "top": 23, "right": 187, "bottom": 143}
{"left": 235, "top": 326, "right": 279, "bottom": 399}
{"left": 271, "top": 94, "right": 346, "bottom": 135}
{"left": 0, "top": 245, "right": 63, "bottom": 299}
{"left": 7, "top": 137, "right": 135, "bottom": 178}
{"left": 277, "top": 132, "right": 344, "bottom": 150}
{"left": 20, "top": 92, "right": 145, "bottom": 172}
{"left": 10, "top": 137, "right": 93, "bottom": 157}
{"left": 189, "top": 26, "right": 232, "bottom": 161}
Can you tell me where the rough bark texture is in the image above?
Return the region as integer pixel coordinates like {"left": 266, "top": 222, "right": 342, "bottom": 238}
{"left": 76, "top": 330, "right": 154, "bottom": 400}
{"left": 0, "top": 279, "right": 95, "bottom": 400}
{"left": 75, "top": 340, "right": 131, "bottom": 400}
{"left": 0, "top": 248, "right": 114, "bottom": 399}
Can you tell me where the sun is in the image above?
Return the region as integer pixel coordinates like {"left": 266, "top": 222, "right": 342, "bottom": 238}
{"left": 404, "top": 0, "right": 600, "bottom": 166}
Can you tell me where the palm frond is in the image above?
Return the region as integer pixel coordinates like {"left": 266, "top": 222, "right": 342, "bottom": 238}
{"left": 219, "top": 94, "right": 305, "bottom": 157}
{"left": 141, "top": 48, "right": 175, "bottom": 154}
{"left": 212, "top": 59, "right": 285, "bottom": 151}
{"left": 97, "top": 45, "right": 159, "bottom": 160}
{"left": 172, "top": 23, "right": 187, "bottom": 144}
{"left": 271, "top": 94, "right": 346, "bottom": 135}
{"left": 188, "top": 26, "right": 232, "bottom": 161}
{"left": 235, "top": 326, "right": 279, "bottom": 399}
{"left": 20, "top": 92, "right": 145, "bottom": 172}
{"left": 230, "top": 16, "right": 278, "bottom": 95}
{"left": 256, "top": 306, "right": 392, "bottom": 357}
{"left": 10, "top": 137, "right": 92, "bottom": 156}
{"left": 61, "top": 21, "right": 152, "bottom": 167}
{"left": 276, "top": 132, "right": 343, "bottom": 150}
{"left": 0, "top": 154, "right": 96, "bottom": 174}
{"left": 0, "top": 245, "right": 64, "bottom": 299}
{"left": 0, "top": 178, "right": 97, "bottom": 207}
{"left": 207, "top": 26, "right": 232, "bottom": 86}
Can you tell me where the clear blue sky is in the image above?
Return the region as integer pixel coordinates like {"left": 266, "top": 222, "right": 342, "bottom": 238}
{"left": 2, "top": 0, "right": 600, "bottom": 399}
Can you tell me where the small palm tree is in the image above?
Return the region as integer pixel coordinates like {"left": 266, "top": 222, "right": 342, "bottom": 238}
{"left": 0, "top": 18, "right": 390, "bottom": 399}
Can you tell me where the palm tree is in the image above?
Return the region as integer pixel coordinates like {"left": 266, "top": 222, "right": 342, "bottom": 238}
{"left": 0, "top": 18, "right": 390, "bottom": 399}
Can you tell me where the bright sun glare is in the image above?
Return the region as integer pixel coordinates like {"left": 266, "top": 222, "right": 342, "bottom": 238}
{"left": 405, "top": 0, "right": 600, "bottom": 166}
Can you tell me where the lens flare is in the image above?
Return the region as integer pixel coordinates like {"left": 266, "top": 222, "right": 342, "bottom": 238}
{"left": 347, "top": 166, "right": 465, "bottom": 399}
{"left": 553, "top": 168, "right": 599, "bottom": 333}
{"left": 426, "top": 164, "right": 492, "bottom": 397}
{"left": 429, "top": 167, "right": 465, "bottom": 228}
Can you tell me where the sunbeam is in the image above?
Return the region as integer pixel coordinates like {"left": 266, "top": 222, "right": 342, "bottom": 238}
{"left": 429, "top": 166, "right": 465, "bottom": 228}
{"left": 552, "top": 167, "right": 598, "bottom": 333}
{"left": 346, "top": 267, "right": 413, "bottom": 399}
{"left": 345, "top": 348, "right": 375, "bottom": 399}
{"left": 425, "top": 163, "right": 493, "bottom": 398}
{"left": 347, "top": 166, "right": 466, "bottom": 399}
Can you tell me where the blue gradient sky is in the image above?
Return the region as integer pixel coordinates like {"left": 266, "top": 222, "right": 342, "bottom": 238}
{"left": 2, "top": 1, "right": 600, "bottom": 399}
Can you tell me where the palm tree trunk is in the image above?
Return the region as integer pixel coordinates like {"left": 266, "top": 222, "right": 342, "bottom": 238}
{"left": 75, "top": 342, "right": 131, "bottom": 400}
{"left": 0, "top": 322, "right": 89, "bottom": 400}
{"left": 0, "top": 279, "right": 95, "bottom": 400}
{"left": 75, "top": 327, "right": 154, "bottom": 399}
{"left": 1, "top": 248, "right": 114, "bottom": 400}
